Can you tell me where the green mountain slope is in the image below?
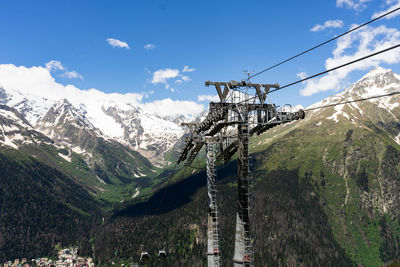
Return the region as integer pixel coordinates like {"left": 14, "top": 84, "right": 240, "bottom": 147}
{"left": 0, "top": 147, "right": 103, "bottom": 262}
{"left": 0, "top": 103, "right": 162, "bottom": 203}
{"left": 93, "top": 67, "right": 400, "bottom": 266}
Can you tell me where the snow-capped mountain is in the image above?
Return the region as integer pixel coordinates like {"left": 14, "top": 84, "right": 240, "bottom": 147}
{"left": 0, "top": 86, "right": 191, "bottom": 165}
{"left": 0, "top": 87, "right": 54, "bottom": 124}
{"left": 0, "top": 101, "right": 159, "bottom": 205}
{"left": 0, "top": 104, "right": 52, "bottom": 149}
{"left": 102, "top": 105, "right": 184, "bottom": 162}
{"left": 310, "top": 66, "right": 400, "bottom": 110}
{"left": 307, "top": 66, "right": 400, "bottom": 144}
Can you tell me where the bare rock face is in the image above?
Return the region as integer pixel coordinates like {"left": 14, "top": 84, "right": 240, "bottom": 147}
{"left": 36, "top": 99, "right": 101, "bottom": 151}
{"left": 0, "top": 104, "right": 52, "bottom": 148}
{"left": 101, "top": 105, "right": 184, "bottom": 166}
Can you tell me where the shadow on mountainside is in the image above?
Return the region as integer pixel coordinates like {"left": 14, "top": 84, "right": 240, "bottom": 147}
{"left": 112, "top": 160, "right": 238, "bottom": 218}
{"left": 96, "top": 163, "right": 353, "bottom": 266}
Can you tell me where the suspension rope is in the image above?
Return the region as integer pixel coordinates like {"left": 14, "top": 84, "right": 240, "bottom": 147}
{"left": 248, "top": 7, "right": 400, "bottom": 79}
{"left": 303, "top": 91, "right": 400, "bottom": 111}
{"left": 239, "top": 43, "right": 400, "bottom": 104}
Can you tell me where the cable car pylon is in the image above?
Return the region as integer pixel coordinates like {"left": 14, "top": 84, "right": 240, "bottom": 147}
{"left": 177, "top": 79, "right": 305, "bottom": 266}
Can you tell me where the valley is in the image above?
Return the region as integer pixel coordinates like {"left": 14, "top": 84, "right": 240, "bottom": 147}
{"left": 1, "top": 67, "right": 400, "bottom": 265}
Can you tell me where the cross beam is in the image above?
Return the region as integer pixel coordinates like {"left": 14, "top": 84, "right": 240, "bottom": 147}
{"left": 205, "top": 80, "right": 279, "bottom": 103}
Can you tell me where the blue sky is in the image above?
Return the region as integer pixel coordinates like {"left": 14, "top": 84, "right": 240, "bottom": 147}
{"left": 0, "top": 0, "right": 400, "bottom": 111}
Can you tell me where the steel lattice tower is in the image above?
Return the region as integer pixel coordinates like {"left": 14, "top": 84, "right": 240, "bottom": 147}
{"left": 177, "top": 80, "right": 305, "bottom": 266}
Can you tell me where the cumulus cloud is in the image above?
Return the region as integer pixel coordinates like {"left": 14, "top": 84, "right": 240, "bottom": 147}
{"left": 197, "top": 94, "right": 220, "bottom": 102}
{"left": 62, "top": 70, "right": 83, "bottom": 80}
{"left": 151, "top": 68, "right": 180, "bottom": 85}
{"left": 336, "top": 0, "right": 372, "bottom": 10}
{"left": 0, "top": 64, "right": 204, "bottom": 119}
{"left": 141, "top": 98, "right": 204, "bottom": 117}
{"left": 182, "top": 65, "right": 195, "bottom": 72}
{"left": 144, "top": 44, "right": 156, "bottom": 50}
{"left": 106, "top": 38, "right": 130, "bottom": 49}
{"left": 181, "top": 75, "right": 191, "bottom": 82}
{"left": 151, "top": 67, "right": 194, "bottom": 89}
{"left": 45, "top": 60, "right": 83, "bottom": 80}
{"left": 0, "top": 64, "right": 141, "bottom": 104}
{"left": 310, "top": 20, "right": 344, "bottom": 32}
{"left": 372, "top": 0, "right": 400, "bottom": 20}
{"left": 299, "top": 25, "right": 400, "bottom": 96}
{"left": 297, "top": 72, "right": 308, "bottom": 80}
{"left": 45, "top": 60, "right": 64, "bottom": 72}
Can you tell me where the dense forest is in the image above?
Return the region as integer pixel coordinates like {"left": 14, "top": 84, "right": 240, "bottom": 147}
{"left": 0, "top": 148, "right": 103, "bottom": 261}
{"left": 93, "top": 159, "right": 355, "bottom": 266}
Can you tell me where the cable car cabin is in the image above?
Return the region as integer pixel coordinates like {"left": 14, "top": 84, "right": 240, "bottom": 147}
{"left": 158, "top": 249, "right": 167, "bottom": 259}
{"left": 140, "top": 252, "right": 149, "bottom": 262}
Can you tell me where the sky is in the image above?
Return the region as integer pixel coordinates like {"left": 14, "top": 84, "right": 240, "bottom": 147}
{"left": 0, "top": 0, "right": 400, "bottom": 115}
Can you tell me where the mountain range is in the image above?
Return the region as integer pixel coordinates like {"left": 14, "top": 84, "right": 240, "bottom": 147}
{"left": 0, "top": 84, "right": 189, "bottom": 166}
{"left": 1, "top": 66, "right": 400, "bottom": 265}
{"left": 0, "top": 79, "right": 196, "bottom": 202}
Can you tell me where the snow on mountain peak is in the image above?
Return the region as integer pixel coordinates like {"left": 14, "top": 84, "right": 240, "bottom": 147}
{"left": 346, "top": 66, "right": 400, "bottom": 98}
{"left": 362, "top": 66, "right": 392, "bottom": 79}
{"left": 307, "top": 67, "right": 400, "bottom": 114}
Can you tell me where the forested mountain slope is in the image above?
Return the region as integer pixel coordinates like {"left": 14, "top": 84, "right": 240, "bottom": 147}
{"left": 93, "top": 67, "right": 400, "bottom": 266}
{"left": 0, "top": 147, "right": 103, "bottom": 262}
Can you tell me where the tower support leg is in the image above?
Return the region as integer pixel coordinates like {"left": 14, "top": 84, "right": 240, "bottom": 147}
{"left": 206, "top": 142, "right": 220, "bottom": 267}
{"left": 233, "top": 110, "right": 253, "bottom": 267}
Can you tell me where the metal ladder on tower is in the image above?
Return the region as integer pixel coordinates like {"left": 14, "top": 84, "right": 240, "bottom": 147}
{"left": 207, "top": 142, "right": 221, "bottom": 267}
{"left": 242, "top": 124, "right": 254, "bottom": 267}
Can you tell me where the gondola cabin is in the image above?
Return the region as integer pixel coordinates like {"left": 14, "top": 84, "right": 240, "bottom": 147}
{"left": 158, "top": 249, "right": 167, "bottom": 259}
{"left": 140, "top": 252, "right": 149, "bottom": 262}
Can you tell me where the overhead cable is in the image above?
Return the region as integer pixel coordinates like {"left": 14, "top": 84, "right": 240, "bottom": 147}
{"left": 271, "top": 43, "right": 400, "bottom": 93}
{"left": 303, "top": 91, "right": 400, "bottom": 111}
{"left": 239, "top": 42, "right": 400, "bottom": 104}
{"left": 248, "top": 6, "right": 400, "bottom": 79}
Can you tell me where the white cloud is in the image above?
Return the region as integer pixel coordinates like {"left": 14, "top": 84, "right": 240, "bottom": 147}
{"left": 310, "top": 20, "right": 344, "bottom": 32}
{"left": 62, "top": 70, "right": 83, "bottom": 80}
{"left": 182, "top": 65, "right": 195, "bottom": 72}
{"left": 181, "top": 75, "right": 191, "bottom": 82}
{"left": 0, "top": 64, "right": 143, "bottom": 105}
{"left": 45, "top": 60, "right": 83, "bottom": 80}
{"left": 197, "top": 94, "right": 220, "bottom": 102}
{"left": 151, "top": 67, "right": 193, "bottom": 89}
{"left": 0, "top": 64, "right": 204, "bottom": 124}
{"left": 141, "top": 98, "right": 203, "bottom": 117}
{"left": 336, "top": 0, "right": 372, "bottom": 10}
{"left": 300, "top": 25, "right": 400, "bottom": 96}
{"left": 45, "top": 60, "right": 64, "bottom": 72}
{"left": 151, "top": 68, "right": 180, "bottom": 85}
{"left": 297, "top": 72, "right": 308, "bottom": 80}
{"left": 144, "top": 44, "right": 156, "bottom": 50}
{"left": 106, "top": 38, "right": 130, "bottom": 49}
{"left": 372, "top": 0, "right": 400, "bottom": 20}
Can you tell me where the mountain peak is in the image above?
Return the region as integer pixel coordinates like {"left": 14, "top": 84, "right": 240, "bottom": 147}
{"left": 37, "top": 99, "right": 98, "bottom": 133}
{"left": 361, "top": 66, "right": 392, "bottom": 80}
{"left": 346, "top": 66, "right": 400, "bottom": 98}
